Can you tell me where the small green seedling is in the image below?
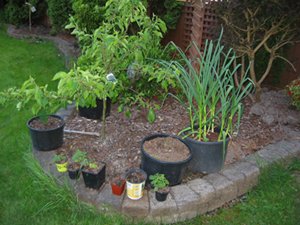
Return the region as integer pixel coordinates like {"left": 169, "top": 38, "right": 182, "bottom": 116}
{"left": 149, "top": 173, "right": 169, "bottom": 192}
{"left": 52, "top": 154, "right": 67, "bottom": 164}
{"left": 71, "top": 149, "right": 87, "bottom": 164}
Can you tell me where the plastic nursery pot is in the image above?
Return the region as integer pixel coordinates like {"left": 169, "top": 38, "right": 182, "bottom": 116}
{"left": 111, "top": 178, "right": 126, "bottom": 196}
{"left": 155, "top": 189, "right": 170, "bottom": 202}
{"left": 67, "top": 164, "right": 81, "bottom": 180}
{"left": 183, "top": 128, "right": 230, "bottom": 174}
{"left": 78, "top": 98, "right": 111, "bottom": 120}
{"left": 141, "top": 133, "right": 192, "bottom": 186}
{"left": 126, "top": 168, "right": 147, "bottom": 200}
{"left": 82, "top": 163, "right": 106, "bottom": 189}
{"left": 27, "top": 115, "right": 65, "bottom": 151}
{"left": 55, "top": 161, "right": 68, "bottom": 173}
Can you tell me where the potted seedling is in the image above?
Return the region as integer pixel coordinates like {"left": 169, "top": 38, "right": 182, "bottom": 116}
{"left": 110, "top": 175, "right": 126, "bottom": 196}
{"left": 52, "top": 153, "right": 68, "bottom": 173}
{"left": 160, "top": 31, "right": 254, "bottom": 173}
{"left": 67, "top": 149, "right": 87, "bottom": 180}
{"left": 125, "top": 168, "right": 147, "bottom": 200}
{"left": 149, "top": 173, "right": 170, "bottom": 202}
{"left": 81, "top": 156, "right": 106, "bottom": 190}
{"left": 0, "top": 77, "right": 67, "bottom": 151}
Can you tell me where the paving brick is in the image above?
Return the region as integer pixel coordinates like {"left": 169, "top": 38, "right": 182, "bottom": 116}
{"left": 148, "top": 190, "right": 178, "bottom": 217}
{"left": 171, "top": 184, "right": 200, "bottom": 220}
{"left": 97, "top": 184, "right": 124, "bottom": 210}
{"left": 187, "top": 178, "right": 215, "bottom": 213}
{"left": 203, "top": 173, "right": 237, "bottom": 212}
{"left": 244, "top": 153, "right": 268, "bottom": 168}
{"left": 122, "top": 191, "right": 149, "bottom": 218}
{"left": 220, "top": 163, "right": 247, "bottom": 196}
{"left": 278, "top": 140, "right": 300, "bottom": 157}
{"left": 238, "top": 161, "right": 260, "bottom": 190}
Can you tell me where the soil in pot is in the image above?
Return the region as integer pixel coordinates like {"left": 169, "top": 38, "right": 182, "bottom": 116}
{"left": 29, "top": 116, "right": 64, "bottom": 130}
{"left": 82, "top": 162, "right": 106, "bottom": 189}
{"left": 143, "top": 137, "right": 190, "bottom": 162}
{"left": 27, "top": 115, "right": 65, "bottom": 151}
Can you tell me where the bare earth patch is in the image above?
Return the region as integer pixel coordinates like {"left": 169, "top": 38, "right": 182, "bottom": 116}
{"left": 56, "top": 90, "right": 300, "bottom": 182}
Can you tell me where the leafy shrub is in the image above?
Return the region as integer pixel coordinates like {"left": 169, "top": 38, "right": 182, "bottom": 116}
{"left": 67, "top": 0, "right": 177, "bottom": 118}
{"left": 4, "top": 0, "right": 46, "bottom": 25}
{"left": 46, "top": 0, "right": 72, "bottom": 33}
{"left": 287, "top": 78, "right": 300, "bottom": 110}
{"left": 71, "top": 0, "right": 106, "bottom": 34}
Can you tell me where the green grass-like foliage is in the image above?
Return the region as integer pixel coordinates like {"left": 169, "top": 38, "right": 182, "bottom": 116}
{"left": 162, "top": 31, "right": 254, "bottom": 142}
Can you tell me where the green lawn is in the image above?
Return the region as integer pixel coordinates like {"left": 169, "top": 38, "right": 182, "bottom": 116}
{"left": 0, "top": 24, "right": 299, "bottom": 225}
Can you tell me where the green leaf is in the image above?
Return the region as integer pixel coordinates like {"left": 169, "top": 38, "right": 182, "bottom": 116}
{"left": 147, "top": 108, "right": 156, "bottom": 124}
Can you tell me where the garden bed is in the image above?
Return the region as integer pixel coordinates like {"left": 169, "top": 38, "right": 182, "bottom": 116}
{"left": 56, "top": 90, "right": 299, "bottom": 182}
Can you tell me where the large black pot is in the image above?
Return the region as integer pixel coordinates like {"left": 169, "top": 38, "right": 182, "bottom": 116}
{"left": 82, "top": 164, "right": 106, "bottom": 189}
{"left": 141, "top": 134, "right": 192, "bottom": 186}
{"left": 183, "top": 134, "right": 230, "bottom": 174}
{"left": 27, "top": 115, "right": 64, "bottom": 151}
{"left": 78, "top": 98, "right": 111, "bottom": 120}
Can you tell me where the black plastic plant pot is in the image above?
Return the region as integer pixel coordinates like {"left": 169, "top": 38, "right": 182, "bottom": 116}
{"left": 68, "top": 168, "right": 80, "bottom": 180}
{"left": 141, "top": 133, "right": 192, "bottom": 186}
{"left": 183, "top": 135, "right": 230, "bottom": 174}
{"left": 155, "top": 191, "right": 169, "bottom": 202}
{"left": 27, "top": 115, "right": 65, "bottom": 151}
{"left": 82, "top": 164, "right": 106, "bottom": 189}
{"left": 78, "top": 98, "right": 111, "bottom": 120}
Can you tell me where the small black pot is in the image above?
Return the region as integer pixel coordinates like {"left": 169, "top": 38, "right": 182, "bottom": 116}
{"left": 82, "top": 164, "right": 106, "bottom": 189}
{"left": 78, "top": 98, "right": 111, "bottom": 120}
{"left": 141, "top": 133, "right": 192, "bottom": 186}
{"left": 68, "top": 168, "right": 80, "bottom": 180}
{"left": 27, "top": 115, "right": 64, "bottom": 151}
{"left": 155, "top": 190, "right": 169, "bottom": 202}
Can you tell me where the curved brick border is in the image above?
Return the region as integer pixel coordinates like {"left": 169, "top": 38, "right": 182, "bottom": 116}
{"left": 33, "top": 107, "right": 300, "bottom": 224}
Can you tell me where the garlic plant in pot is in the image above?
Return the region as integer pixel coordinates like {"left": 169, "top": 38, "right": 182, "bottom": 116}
{"left": 161, "top": 31, "right": 254, "bottom": 173}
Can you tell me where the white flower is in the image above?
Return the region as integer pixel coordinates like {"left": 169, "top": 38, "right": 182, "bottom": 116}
{"left": 31, "top": 6, "right": 36, "bottom": 13}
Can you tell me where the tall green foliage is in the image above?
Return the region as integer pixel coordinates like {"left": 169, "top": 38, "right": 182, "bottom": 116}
{"left": 71, "top": 0, "right": 106, "bottom": 34}
{"left": 46, "top": 0, "right": 72, "bottom": 33}
{"left": 67, "top": 0, "right": 177, "bottom": 117}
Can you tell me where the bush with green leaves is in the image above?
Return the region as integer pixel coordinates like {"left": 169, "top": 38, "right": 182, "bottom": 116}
{"left": 287, "top": 78, "right": 300, "bottom": 110}
{"left": 4, "top": 0, "right": 45, "bottom": 25}
{"left": 67, "top": 0, "right": 177, "bottom": 121}
{"left": 161, "top": 31, "right": 254, "bottom": 142}
{"left": 0, "top": 76, "right": 68, "bottom": 120}
{"left": 46, "top": 0, "right": 72, "bottom": 34}
{"left": 71, "top": 0, "right": 106, "bottom": 34}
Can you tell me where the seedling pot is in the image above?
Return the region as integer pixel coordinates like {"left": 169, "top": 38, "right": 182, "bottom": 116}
{"left": 141, "top": 133, "right": 192, "bottom": 186}
{"left": 126, "top": 168, "right": 147, "bottom": 200}
{"left": 155, "top": 190, "right": 169, "bottom": 202}
{"left": 67, "top": 166, "right": 80, "bottom": 180}
{"left": 111, "top": 179, "right": 126, "bottom": 196}
{"left": 27, "top": 115, "right": 64, "bottom": 151}
{"left": 78, "top": 98, "right": 111, "bottom": 120}
{"left": 82, "top": 163, "right": 106, "bottom": 189}
{"left": 55, "top": 162, "right": 68, "bottom": 173}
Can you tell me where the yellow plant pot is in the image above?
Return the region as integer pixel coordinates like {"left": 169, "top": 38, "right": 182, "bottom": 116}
{"left": 56, "top": 162, "right": 68, "bottom": 173}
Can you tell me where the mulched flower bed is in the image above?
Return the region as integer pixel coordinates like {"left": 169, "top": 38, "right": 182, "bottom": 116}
{"left": 56, "top": 95, "right": 289, "bottom": 182}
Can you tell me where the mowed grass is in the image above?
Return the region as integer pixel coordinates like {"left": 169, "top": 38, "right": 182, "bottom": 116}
{"left": 0, "top": 24, "right": 299, "bottom": 225}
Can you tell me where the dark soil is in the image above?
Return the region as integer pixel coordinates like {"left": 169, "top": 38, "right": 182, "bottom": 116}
{"left": 67, "top": 162, "right": 80, "bottom": 171}
{"left": 111, "top": 177, "right": 126, "bottom": 186}
{"left": 143, "top": 136, "right": 190, "bottom": 162}
{"left": 29, "top": 116, "right": 63, "bottom": 130}
{"left": 83, "top": 162, "right": 105, "bottom": 174}
{"left": 127, "top": 171, "right": 146, "bottom": 183}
